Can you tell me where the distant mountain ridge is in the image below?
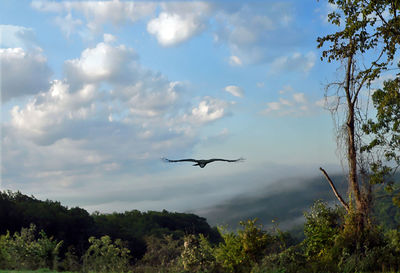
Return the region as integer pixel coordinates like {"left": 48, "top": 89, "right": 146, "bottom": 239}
{"left": 193, "top": 172, "right": 400, "bottom": 232}
{"left": 192, "top": 174, "right": 349, "bottom": 229}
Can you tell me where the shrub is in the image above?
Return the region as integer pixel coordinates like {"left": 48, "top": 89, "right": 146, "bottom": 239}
{"left": 134, "top": 234, "right": 183, "bottom": 272}
{"left": 0, "top": 224, "right": 62, "bottom": 270}
{"left": 303, "top": 200, "right": 342, "bottom": 259}
{"left": 181, "top": 234, "right": 218, "bottom": 272}
{"left": 258, "top": 244, "right": 307, "bottom": 273}
{"left": 214, "top": 219, "right": 274, "bottom": 273}
{"left": 82, "top": 235, "right": 130, "bottom": 273}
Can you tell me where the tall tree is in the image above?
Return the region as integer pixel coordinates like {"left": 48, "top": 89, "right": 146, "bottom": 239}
{"left": 318, "top": 0, "right": 400, "bottom": 229}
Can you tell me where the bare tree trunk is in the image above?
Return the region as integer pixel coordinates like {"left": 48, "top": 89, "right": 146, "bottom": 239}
{"left": 344, "top": 52, "right": 367, "bottom": 230}
{"left": 347, "top": 102, "right": 363, "bottom": 211}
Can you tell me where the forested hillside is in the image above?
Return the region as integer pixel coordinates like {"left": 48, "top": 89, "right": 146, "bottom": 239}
{"left": 0, "top": 191, "right": 220, "bottom": 261}
{"left": 2, "top": 188, "right": 400, "bottom": 272}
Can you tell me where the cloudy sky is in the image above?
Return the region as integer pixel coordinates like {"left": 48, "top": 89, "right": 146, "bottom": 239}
{"left": 1, "top": 0, "right": 349, "bottom": 214}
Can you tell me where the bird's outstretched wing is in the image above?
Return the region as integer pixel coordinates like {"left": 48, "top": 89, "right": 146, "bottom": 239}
{"left": 208, "top": 157, "right": 244, "bottom": 163}
{"left": 162, "top": 158, "right": 198, "bottom": 163}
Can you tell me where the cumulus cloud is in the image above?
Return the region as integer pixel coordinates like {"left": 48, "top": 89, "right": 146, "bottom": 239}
{"left": 1, "top": 47, "right": 52, "bottom": 102}
{"left": 147, "top": 2, "right": 211, "bottom": 46}
{"left": 10, "top": 81, "right": 98, "bottom": 144}
{"left": 184, "top": 97, "right": 231, "bottom": 124}
{"left": 64, "top": 40, "right": 137, "bottom": 86}
{"left": 224, "top": 85, "right": 244, "bottom": 98}
{"left": 118, "top": 80, "right": 182, "bottom": 118}
{"left": 2, "top": 40, "right": 232, "bottom": 196}
{"left": 29, "top": 1, "right": 307, "bottom": 67}
{"left": 269, "top": 52, "right": 316, "bottom": 75}
{"left": 31, "top": 0, "right": 157, "bottom": 34}
{"left": 30, "top": 1, "right": 303, "bottom": 65}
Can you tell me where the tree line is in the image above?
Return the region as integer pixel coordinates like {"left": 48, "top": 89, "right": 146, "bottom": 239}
{"left": 2, "top": 192, "right": 400, "bottom": 273}
{"left": 0, "top": 190, "right": 220, "bottom": 270}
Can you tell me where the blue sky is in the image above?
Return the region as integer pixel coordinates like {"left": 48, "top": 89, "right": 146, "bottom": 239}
{"left": 1, "top": 0, "right": 348, "bottom": 213}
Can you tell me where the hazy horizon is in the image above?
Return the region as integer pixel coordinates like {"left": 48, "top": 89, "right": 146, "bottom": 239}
{"left": 1, "top": 1, "right": 364, "bottom": 215}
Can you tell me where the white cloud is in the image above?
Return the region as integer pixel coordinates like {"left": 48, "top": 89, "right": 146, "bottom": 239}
{"left": 10, "top": 80, "right": 98, "bottom": 144}
{"left": 1, "top": 47, "right": 52, "bottom": 102}
{"left": 269, "top": 52, "right": 316, "bottom": 75}
{"left": 54, "top": 13, "right": 82, "bottom": 38}
{"left": 262, "top": 88, "right": 311, "bottom": 116}
{"left": 147, "top": 12, "right": 199, "bottom": 46}
{"left": 147, "top": 2, "right": 211, "bottom": 47}
{"left": 2, "top": 40, "right": 233, "bottom": 196}
{"left": 293, "top": 93, "right": 307, "bottom": 104}
{"left": 103, "top": 33, "right": 116, "bottom": 43}
{"left": 29, "top": 1, "right": 305, "bottom": 65}
{"left": 120, "top": 80, "right": 181, "bottom": 118}
{"left": 64, "top": 41, "right": 137, "bottom": 85}
{"left": 224, "top": 85, "right": 244, "bottom": 98}
{"left": 185, "top": 97, "right": 230, "bottom": 124}
{"left": 229, "top": 55, "right": 242, "bottom": 66}
{"left": 31, "top": 0, "right": 157, "bottom": 34}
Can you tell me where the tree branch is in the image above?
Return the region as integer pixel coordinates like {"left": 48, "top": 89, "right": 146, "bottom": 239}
{"left": 376, "top": 8, "right": 400, "bottom": 36}
{"left": 319, "top": 167, "right": 350, "bottom": 211}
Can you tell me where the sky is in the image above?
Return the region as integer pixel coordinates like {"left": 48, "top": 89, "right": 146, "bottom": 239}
{"left": 1, "top": 0, "right": 350, "bottom": 214}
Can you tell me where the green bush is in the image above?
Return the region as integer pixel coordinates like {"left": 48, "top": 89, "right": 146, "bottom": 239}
{"left": 303, "top": 200, "right": 342, "bottom": 259}
{"left": 82, "top": 235, "right": 130, "bottom": 273}
{"left": 134, "top": 234, "right": 183, "bottom": 272}
{"left": 181, "top": 234, "right": 218, "bottom": 272}
{"left": 258, "top": 244, "right": 307, "bottom": 273}
{"left": 0, "top": 224, "right": 62, "bottom": 271}
{"left": 213, "top": 219, "right": 275, "bottom": 273}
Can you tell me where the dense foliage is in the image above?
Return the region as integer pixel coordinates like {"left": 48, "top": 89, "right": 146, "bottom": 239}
{"left": 2, "top": 189, "right": 400, "bottom": 272}
{"left": 0, "top": 190, "right": 220, "bottom": 269}
{"left": 363, "top": 78, "right": 400, "bottom": 198}
{"left": 0, "top": 224, "right": 62, "bottom": 270}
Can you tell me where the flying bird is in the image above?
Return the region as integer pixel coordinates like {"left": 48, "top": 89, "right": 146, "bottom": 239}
{"left": 162, "top": 157, "right": 244, "bottom": 168}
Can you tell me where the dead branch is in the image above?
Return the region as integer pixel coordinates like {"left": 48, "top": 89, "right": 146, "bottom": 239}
{"left": 319, "top": 167, "right": 350, "bottom": 211}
